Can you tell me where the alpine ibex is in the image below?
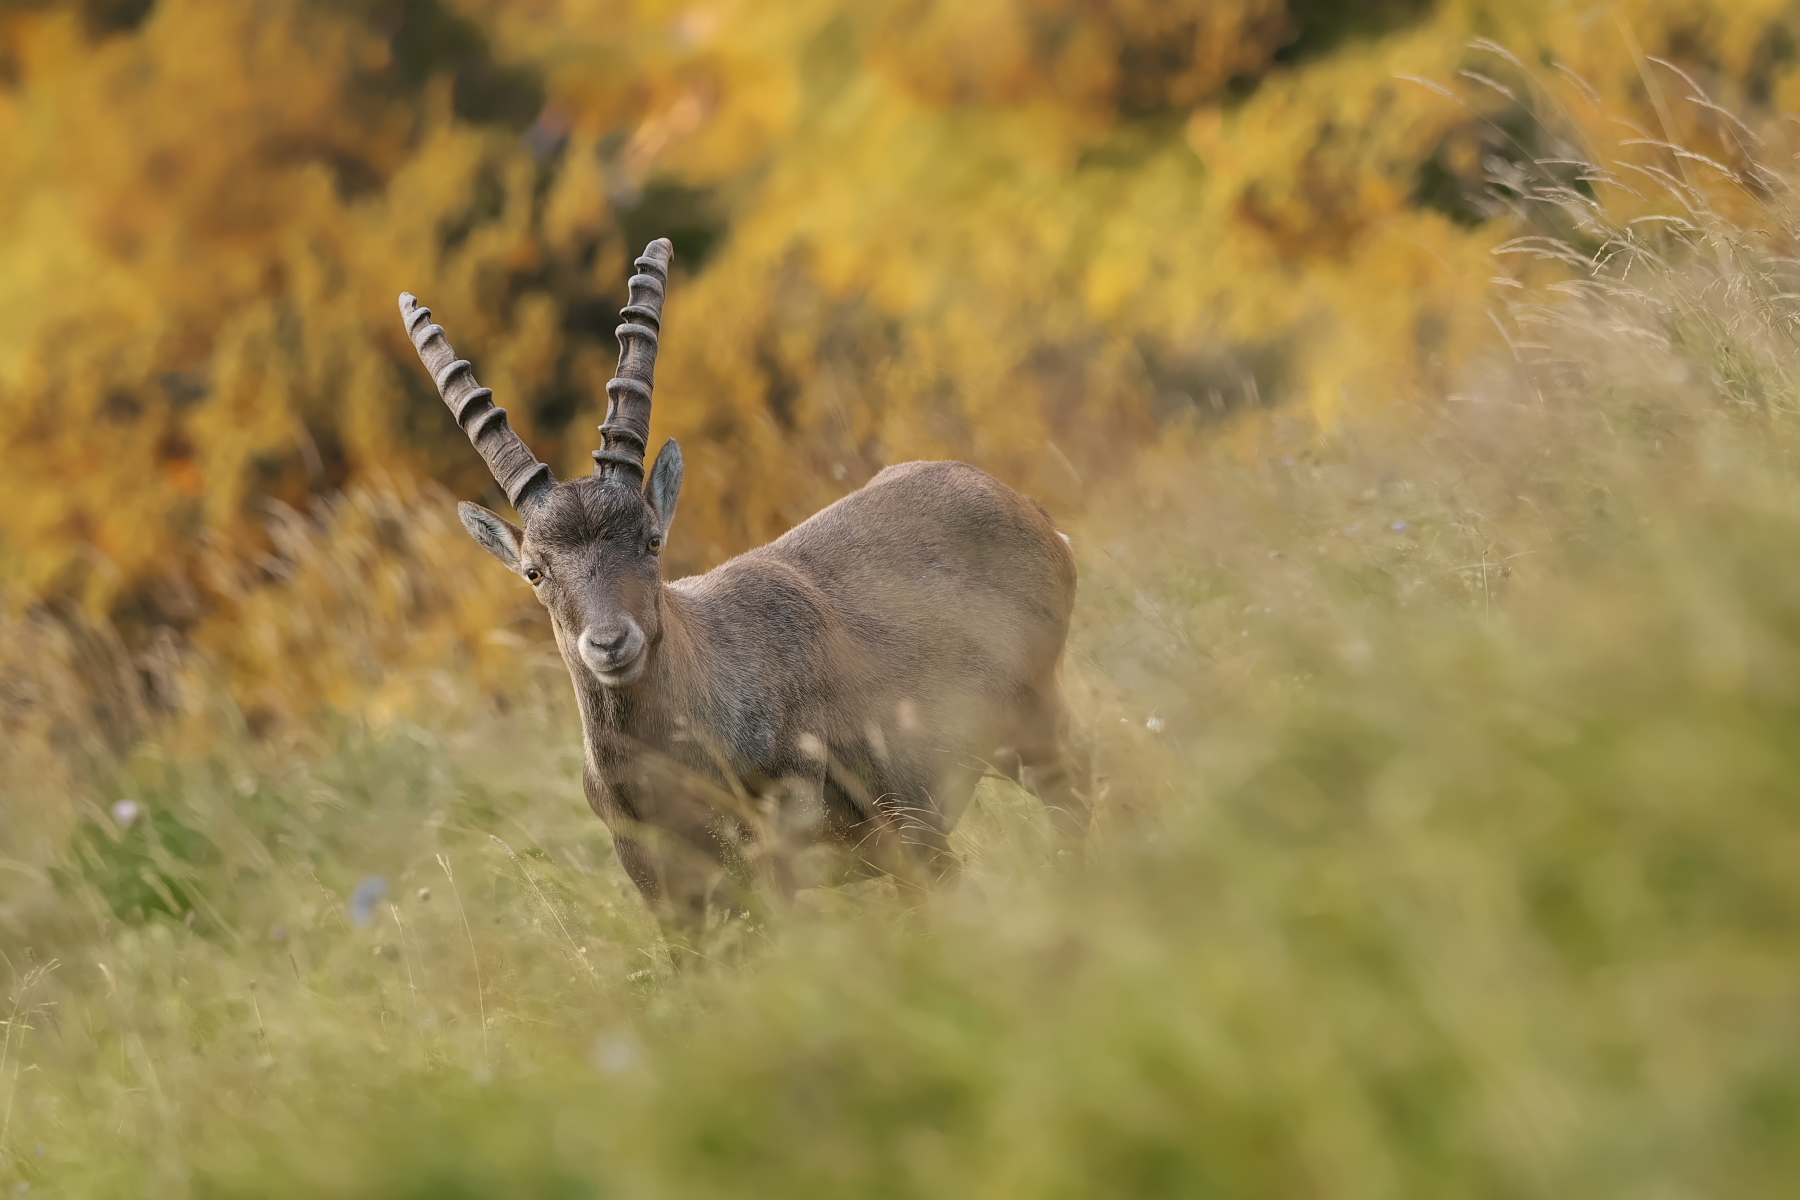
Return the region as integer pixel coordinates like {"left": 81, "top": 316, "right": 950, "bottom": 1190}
{"left": 400, "top": 238, "right": 1087, "bottom": 924}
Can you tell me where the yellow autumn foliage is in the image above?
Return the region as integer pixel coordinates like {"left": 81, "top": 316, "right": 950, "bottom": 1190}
{"left": 3, "top": 0, "right": 1799, "bottom": 718}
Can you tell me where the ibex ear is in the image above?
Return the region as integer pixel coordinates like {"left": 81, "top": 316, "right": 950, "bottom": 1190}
{"left": 458, "top": 501, "right": 523, "bottom": 573}
{"left": 646, "top": 438, "right": 683, "bottom": 538}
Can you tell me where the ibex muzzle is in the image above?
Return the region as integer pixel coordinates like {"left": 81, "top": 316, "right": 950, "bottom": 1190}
{"left": 401, "top": 238, "right": 1088, "bottom": 928}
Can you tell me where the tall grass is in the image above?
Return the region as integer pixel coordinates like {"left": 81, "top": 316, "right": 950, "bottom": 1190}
{"left": 6, "top": 90, "right": 1800, "bottom": 1197}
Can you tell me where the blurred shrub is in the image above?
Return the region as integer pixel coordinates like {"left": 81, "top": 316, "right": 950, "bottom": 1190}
{"left": 6, "top": 0, "right": 1800, "bottom": 728}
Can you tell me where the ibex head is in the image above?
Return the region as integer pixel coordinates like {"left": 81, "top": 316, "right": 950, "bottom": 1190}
{"left": 400, "top": 238, "right": 683, "bottom": 688}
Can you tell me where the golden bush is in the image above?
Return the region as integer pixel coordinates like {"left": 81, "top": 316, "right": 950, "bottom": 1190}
{"left": 3, "top": 0, "right": 1799, "bottom": 719}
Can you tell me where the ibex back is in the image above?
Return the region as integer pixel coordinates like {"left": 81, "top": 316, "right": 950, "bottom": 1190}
{"left": 401, "top": 238, "right": 1087, "bottom": 926}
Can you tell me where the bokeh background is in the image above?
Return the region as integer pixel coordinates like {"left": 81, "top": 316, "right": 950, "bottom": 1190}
{"left": 10, "top": 0, "right": 1797, "bottom": 718}
{"left": 6, "top": 1, "right": 1800, "bottom": 1195}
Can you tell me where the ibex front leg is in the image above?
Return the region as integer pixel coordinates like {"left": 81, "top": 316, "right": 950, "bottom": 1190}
{"left": 583, "top": 757, "right": 733, "bottom": 933}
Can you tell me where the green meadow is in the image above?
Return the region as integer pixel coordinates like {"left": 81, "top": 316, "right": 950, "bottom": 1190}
{"left": 6, "top": 143, "right": 1800, "bottom": 1197}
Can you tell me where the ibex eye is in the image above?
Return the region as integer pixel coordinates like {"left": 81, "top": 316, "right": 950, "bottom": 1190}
{"left": 525, "top": 567, "right": 543, "bottom": 584}
{"left": 648, "top": 536, "right": 662, "bottom": 553}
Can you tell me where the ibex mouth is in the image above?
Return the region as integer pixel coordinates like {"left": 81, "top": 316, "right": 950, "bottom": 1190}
{"left": 591, "top": 648, "right": 647, "bottom": 687}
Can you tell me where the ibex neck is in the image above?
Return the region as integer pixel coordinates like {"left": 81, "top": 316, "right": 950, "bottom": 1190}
{"left": 648, "top": 582, "right": 701, "bottom": 700}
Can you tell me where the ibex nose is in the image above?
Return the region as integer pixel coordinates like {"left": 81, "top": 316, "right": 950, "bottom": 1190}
{"left": 584, "top": 628, "right": 630, "bottom": 658}
{"left": 586, "top": 629, "right": 630, "bottom": 658}
{"left": 578, "top": 622, "right": 645, "bottom": 683}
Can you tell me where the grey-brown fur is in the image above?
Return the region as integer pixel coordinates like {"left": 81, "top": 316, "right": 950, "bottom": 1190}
{"left": 402, "top": 240, "right": 1087, "bottom": 925}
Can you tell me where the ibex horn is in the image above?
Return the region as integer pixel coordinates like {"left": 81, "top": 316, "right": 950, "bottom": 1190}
{"left": 398, "top": 293, "right": 555, "bottom": 518}
{"left": 594, "top": 237, "right": 674, "bottom": 482}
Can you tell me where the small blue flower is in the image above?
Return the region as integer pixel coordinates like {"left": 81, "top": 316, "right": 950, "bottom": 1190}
{"left": 110, "top": 799, "right": 141, "bottom": 827}
{"left": 349, "top": 876, "right": 388, "bottom": 928}
{"left": 1392, "top": 521, "right": 1410, "bottom": 533}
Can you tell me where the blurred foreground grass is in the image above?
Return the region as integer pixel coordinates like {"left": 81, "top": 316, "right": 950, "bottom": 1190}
{"left": 7, "top": 151, "right": 1800, "bottom": 1200}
